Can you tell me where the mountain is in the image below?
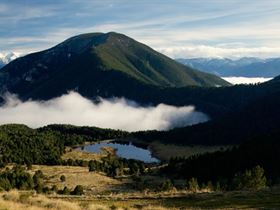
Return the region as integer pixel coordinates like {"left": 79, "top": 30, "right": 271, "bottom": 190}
{"left": 0, "top": 52, "right": 18, "bottom": 69}
{"left": 134, "top": 76, "right": 280, "bottom": 145}
{"left": 5, "top": 32, "right": 280, "bottom": 125}
{"left": 177, "top": 57, "right": 280, "bottom": 77}
{"left": 0, "top": 32, "right": 229, "bottom": 100}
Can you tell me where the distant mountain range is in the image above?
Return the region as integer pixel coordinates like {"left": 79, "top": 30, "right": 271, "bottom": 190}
{"left": 0, "top": 52, "right": 18, "bottom": 69}
{"left": 177, "top": 57, "right": 280, "bottom": 77}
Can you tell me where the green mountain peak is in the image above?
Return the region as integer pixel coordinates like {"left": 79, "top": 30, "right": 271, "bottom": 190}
{"left": 0, "top": 32, "right": 230, "bottom": 100}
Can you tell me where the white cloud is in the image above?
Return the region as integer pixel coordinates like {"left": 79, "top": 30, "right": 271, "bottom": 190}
{"left": 2, "top": 1, "right": 280, "bottom": 58}
{"left": 222, "top": 77, "right": 273, "bottom": 85}
{"left": 0, "top": 92, "right": 208, "bottom": 131}
{"left": 4, "top": 24, "right": 280, "bottom": 58}
{"left": 0, "top": 2, "right": 57, "bottom": 23}
{"left": 157, "top": 45, "right": 280, "bottom": 59}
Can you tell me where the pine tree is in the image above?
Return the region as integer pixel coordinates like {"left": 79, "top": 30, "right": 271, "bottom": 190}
{"left": 187, "top": 177, "right": 199, "bottom": 192}
{"left": 233, "top": 165, "right": 266, "bottom": 190}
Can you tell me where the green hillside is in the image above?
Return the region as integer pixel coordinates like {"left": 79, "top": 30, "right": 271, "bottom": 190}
{"left": 0, "top": 32, "right": 229, "bottom": 101}
{"left": 92, "top": 32, "right": 229, "bottom": 87}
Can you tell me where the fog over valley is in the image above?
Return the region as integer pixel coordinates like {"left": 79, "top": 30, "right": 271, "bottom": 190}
{"left": 0, "top": 91, "right": 209, "bottom": 131}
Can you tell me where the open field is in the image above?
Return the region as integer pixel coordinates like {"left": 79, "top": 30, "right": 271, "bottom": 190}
{"left": 1, "top": 144, "right": 279, "bottom": 209}
{"left": 0, "top": 190, "right": 83, "bottom": 210}
{"left": 1, "top": 188, "right": 280, "bottom": 210}
{"left": 62, "top": 144, "right": 117, "bottom": 162}
{"left": 51, "top": 186, "right": 280, "bottom": 209}
{"left": 148, "top": 142, "right": 230, "bottom": 161}
{"left": 62, "top": 148, "right": 107, "bottom": 161}
{"left": 1, "top": 164, "right": 280, "bottom": 209}
{"left": 30, "top": 165, "right": 127, "bottom": 194}
{"left": 26, "top": 165, "right": 280, "bottom": 209}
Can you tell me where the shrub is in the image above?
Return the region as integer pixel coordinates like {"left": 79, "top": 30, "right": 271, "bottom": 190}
{"left": 71, "top": 185, "right": 84, "bottom": 195}
{"left": 187, "top": 177, "right": 199, "bottom": 192}
{"left": 88, "top": 160, "right": 96, "bottom": 172}
{"left": 35, "top": 182, "right": 43, "bottom": 193}
{"left": 26, "top": 162, "right": 32, "bottom": 170}
{"left": 60, "top": 175, "right": 66, "bottom": 182}
{"left": 58, "top": 186, "right": 71, "bottom": 195}
{"left": 207, "top": 181, "right": 214, "bottom": 191}
{"left": 110, "top": 204, "right": 118, "bottom": 210}
{"left": 42, "top": 186, "right": 50, "bottom": 194}
{"left": 51, "top": 185, "right": 58, "bottom": 192}
{"left": 33, "top": 170, "right": 44, "bottom": 192}
{"left": 0, "top": 178, "right": 12, "bottom": 191}
{"left": 62, "top": 186, "right": 71, "bottom": 195}
{"left": 160, "top": 179, "right": 173, "bottom": 191}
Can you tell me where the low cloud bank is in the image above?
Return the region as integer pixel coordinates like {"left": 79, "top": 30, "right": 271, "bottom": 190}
{"left": 0, "top": 92, "right": 209, "bottom": 131}
{"left": 222, "top": 77, "right": 273, "bottom": 85}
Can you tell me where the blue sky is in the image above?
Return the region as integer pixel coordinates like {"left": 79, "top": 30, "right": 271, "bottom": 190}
{"left": 1, "top": 0, "right": 280, "bottom": 58}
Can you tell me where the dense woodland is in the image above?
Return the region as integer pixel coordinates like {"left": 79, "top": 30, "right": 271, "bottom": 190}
{"left": 0, "top": 124, "right": 127, "bottom": 166}
{"left": 0, "top": 165, "right": 84, "bottom": 195}
{"left": 162, "top": 130, "right": 280, "bottom": 187}
{"left": 38, "top": 124, "right": 128, "bottom": 146}
{"left": 0, "top": 124, "right": 63, "bottom": 165}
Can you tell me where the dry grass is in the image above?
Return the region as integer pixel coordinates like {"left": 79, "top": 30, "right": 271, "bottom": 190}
{"left": 149, "top": 142, "right": 230, "bottom": 161}
{"left": 0, "top": 188, "right": 278, "bottom": 210}
{"left": 0, "top": 190, "right": 81, "bottom": 210}
{"left": 0, "top": 190, "right": 181, "bottom": 210}
{"left": 30, "top": 165, "right": 125, "bottom": 194}
{"left": 62, "top": 145, "right": 116, "bottom": 162}
{"left": 62, "top": 148, "right": 106, "bottom": 161}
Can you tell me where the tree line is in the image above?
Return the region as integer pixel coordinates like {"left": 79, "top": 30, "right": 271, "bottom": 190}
{"left": 162, "top": 130, "right": 280, "bottom": 187}
{"left": 0, "top": 124, "right": 128, "bottom": 167}
{"left": 0, "top": 165, "right": 84, "bottom": 195}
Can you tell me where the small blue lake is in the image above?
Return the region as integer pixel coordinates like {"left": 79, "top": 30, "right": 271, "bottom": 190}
{"left": 76, "top": 142, "right": 159, "bottom": 163}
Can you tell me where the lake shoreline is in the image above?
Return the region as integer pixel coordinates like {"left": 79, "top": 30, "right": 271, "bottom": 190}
{"left": 75, "top": 140, "right": 160, "bottom": 163}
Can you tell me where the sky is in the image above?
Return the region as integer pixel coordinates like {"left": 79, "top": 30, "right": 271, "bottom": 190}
{"left": 1, "top": 0, "right": 280, "bottom": 58}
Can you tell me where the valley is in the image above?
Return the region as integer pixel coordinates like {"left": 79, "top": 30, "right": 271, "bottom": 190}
{"left": 0, "top": 121, "right": 279, "bottom": 209}
{"left": 0, "top": 141, "right": 279, "bottom": 210}
{"left": 0, "top": 15, "right": 280, "bottom": 209}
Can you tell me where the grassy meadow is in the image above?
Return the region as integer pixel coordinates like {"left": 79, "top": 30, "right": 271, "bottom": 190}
{"left": 0, "top": 187, "right": 280, "bottom": 210}
{"left": 148, "top": 142, "right": 231, "bottom": 161}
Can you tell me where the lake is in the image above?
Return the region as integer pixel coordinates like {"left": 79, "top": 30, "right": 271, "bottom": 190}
{"left": 76, "top": 142, "right": 160, "bottom": 163}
